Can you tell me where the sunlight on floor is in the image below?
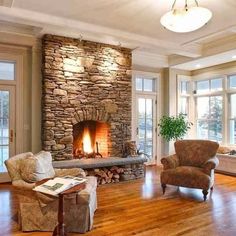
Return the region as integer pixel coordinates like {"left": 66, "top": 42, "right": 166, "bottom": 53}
{"left": 142, "top": 168, "right": 156, "bottom": 199}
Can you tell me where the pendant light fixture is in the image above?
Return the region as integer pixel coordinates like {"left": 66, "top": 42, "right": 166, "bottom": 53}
{"left": 160, "top": 0, "right": 212, "bottom": 33}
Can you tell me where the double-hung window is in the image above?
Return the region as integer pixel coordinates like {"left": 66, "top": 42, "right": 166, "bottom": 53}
{"left": 195, "top": 78, "right": 223, "bottom": 142}
{"left": 178, "top": 74, "right": 236, "bottom": 145}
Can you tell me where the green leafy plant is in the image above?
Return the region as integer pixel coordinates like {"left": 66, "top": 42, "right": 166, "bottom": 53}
{"left": 158, "top": 113, "right": 193, "bottom": 142}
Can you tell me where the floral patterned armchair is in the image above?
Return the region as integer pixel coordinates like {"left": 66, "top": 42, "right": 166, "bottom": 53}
{"left": 5, "top": 151, "right": 97, "bottom": 233}
{"left": 161, "top": 140, "right": 219, "bottom": 201}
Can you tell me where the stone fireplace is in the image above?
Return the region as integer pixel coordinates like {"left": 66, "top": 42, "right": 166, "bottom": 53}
{"left": 42, "top": 34, "right": 132, "bottom": 160}
{"left": 73, "top": 119, "right": 110, "bottom": 158}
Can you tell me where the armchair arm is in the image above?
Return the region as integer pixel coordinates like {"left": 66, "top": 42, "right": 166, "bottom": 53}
{"left": 54, "top": 167, "right": 86, "bottom": 178}
{"left": 12, "top": 179, "right": 35, "bottom": 190}
{"left": 13, "top": 179, "right": 57, "bottom": 206}
{"left": 161, "top": 154, "right": 180, "bottom": 170}
{"left": 203, "top": 157, "right": 219, "bottom": 175}
{"left": 12, "top": 180, "right": 39, "bottom": 203}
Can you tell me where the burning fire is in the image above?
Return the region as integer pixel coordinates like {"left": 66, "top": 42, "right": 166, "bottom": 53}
{"left": 83, "top": 127, "right": 93, "bottom": 154}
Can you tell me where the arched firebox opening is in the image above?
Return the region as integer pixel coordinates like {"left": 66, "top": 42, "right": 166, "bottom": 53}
{"left": 73, "top": 120, "right": 110, "bottom": 158}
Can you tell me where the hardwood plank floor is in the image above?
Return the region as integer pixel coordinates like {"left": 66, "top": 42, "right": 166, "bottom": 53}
{"left": 1, "top": 166, "right": 236, "bottom": 236}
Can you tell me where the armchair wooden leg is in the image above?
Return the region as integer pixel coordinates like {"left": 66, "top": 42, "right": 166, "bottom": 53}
{"left": 202, "top": 189, "right": 208, "bottom": 201}
{"left": 161, "top": 183, "right": 166, "bottom": 194}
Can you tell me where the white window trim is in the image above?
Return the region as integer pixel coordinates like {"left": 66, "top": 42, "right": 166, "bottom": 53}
{"left": 132, "top": 70, "right": 162, "bottom": 164}
{"left": 178, "top": 74, "right": 236, "bottom": 146}
{"left": 177, "top": 75, "right": 195, "bottom": 138}
{"left": 193, "top": 76, "right": 228, "bottom": 144}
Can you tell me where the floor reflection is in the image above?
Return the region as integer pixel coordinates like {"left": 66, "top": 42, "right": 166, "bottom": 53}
{"left": 142, "top": 168, "right": 155, "bottom": 199}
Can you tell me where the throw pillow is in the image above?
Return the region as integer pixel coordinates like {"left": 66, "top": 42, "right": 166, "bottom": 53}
{"left": 20, "top": 151, "right": 55, "bottom": 183}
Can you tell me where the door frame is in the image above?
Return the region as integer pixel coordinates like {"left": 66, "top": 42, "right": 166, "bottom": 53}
{"left": 132, "top": 71, "right": 162, "bottom": 165}
{"left": 136, "top": 94, "right": 157, "bottom": 165}
{"left": 0, "top": 53, "right": 23, "bottom": 182}
{"left": 0, "top": 53, "right": 24, "bottom": 154}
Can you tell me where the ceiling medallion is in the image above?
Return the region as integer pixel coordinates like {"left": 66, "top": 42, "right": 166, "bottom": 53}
{"left": 160, "top": 0, "right": 212, "bottom": 33}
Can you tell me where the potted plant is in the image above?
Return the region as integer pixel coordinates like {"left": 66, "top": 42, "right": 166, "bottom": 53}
{"left": 158, "top": 113, "right": 193, "bottom": 141}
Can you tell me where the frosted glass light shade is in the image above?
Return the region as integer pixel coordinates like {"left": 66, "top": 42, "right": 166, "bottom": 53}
{"left": 160, "top": 6, "right": 212, "bottom": 33}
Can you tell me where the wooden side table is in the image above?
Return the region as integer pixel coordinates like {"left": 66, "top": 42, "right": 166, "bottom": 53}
{"left": 36, "top": 179, "right": 86, "bottom": 236}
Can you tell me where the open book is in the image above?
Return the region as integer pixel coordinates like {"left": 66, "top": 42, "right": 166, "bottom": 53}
{"left": 33, "top": 176, "right": 87, "bottom": 196}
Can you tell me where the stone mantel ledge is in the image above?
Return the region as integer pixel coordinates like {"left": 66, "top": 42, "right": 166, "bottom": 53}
{"left": 216, "top": 154, "right": 236, "bottom": 176}
{"left": 52, "top": 156, "right": 147, "bottom": 169}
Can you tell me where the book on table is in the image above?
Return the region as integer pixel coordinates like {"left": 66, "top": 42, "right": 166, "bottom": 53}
{"left": 33, "top": 176, "right": 87, "bottom": 196}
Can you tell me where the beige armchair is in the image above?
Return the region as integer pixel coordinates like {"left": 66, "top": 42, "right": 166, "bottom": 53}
{"left": 5, "top": 151, "right": 97, "bottom": 233}
{"left": 161, "top": 140, "right": 219, "bottom": 201}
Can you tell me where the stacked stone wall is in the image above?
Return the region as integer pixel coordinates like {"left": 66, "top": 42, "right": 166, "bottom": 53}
{"left": 42, "top": 34, "right": 132, "bottom": 160}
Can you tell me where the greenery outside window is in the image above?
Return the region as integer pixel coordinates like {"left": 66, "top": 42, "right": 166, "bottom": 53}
{"left": 196, "top": 96, "right": 223, "bottom": 142}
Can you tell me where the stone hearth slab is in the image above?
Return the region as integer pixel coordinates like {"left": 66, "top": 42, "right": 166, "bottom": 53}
{"left": 53, "top": 156, "right": 147, "bottom": 169}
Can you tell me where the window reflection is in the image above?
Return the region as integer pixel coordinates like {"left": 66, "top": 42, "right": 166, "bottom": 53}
{"left": 197, "top": 96, "right": 222, "bottom": 142}
{"left": 135, "top": 78, "right": 155, "bottom": 92}
{"left": 0, "top": 62, "right": 15, "bottom": 81}
{"left": 137, "top": 98, "right": 154, "bottom": 157}
{"left": 0, "top": 91, "right": 9, "bottom": 171}
{"left": 229, "top": 75, "right": 236, "bottom": 89}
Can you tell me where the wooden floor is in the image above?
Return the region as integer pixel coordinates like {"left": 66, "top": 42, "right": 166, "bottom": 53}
{"left": 1, "top": 166, "right": 236, "bottom": 236}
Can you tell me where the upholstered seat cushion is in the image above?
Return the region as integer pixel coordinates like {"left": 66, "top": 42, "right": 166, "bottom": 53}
{"left": 20, "top": 151, "right": 55, "bottom": 183}
{"left": 161, "top": 166, "right": 213, "bottom": 190}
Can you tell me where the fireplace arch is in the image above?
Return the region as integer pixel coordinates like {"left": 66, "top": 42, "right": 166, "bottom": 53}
{"left": 72, "top": 108, "right": 111, "bottom": 125}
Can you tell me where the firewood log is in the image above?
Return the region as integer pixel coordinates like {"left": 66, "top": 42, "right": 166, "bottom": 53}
{"left": 108, "top": 171, "right": 113, "bottom": 179}
{"left": 113, "top": 174, "right": 119, "bottom": 179}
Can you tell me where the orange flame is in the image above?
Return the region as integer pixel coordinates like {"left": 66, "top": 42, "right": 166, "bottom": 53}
{"left": 83, "top": 127, "right": 93, "bottom": 153}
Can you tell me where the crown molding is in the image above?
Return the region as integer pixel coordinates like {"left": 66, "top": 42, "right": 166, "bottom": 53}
{"left": 0, "top": 20, "right": 42, "bottom": 36}
{"left": 0, "top": 0, "right": 13, "bottom": 7}
{"left": 169, "top": 33, "right": 236, "bottom": 69}
{"left": 0, "top": 6, "right": 202, "bottom": 58}
{"left": 132, "top": 50, "right": 168, "bottom": 69}
{"left": 0, "top": 31, "right": 38, "bottom": 47}
{"left": 203, "top": 35, "right": 236, "bottom": 56}
{"left": 168, "top": 55, "right": 192, "bottom": 67}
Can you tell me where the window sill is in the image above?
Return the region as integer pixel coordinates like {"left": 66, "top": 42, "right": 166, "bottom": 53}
{"left": 216, "top": 154, "right": 236, "bottom": 176}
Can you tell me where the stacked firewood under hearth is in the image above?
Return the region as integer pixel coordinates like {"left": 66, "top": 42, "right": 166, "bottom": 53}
{"left": 85, "top": 166, "right": 124, "bottom": 185}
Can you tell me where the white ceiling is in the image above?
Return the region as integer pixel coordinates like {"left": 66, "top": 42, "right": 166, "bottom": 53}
{"left": 1, "top": 0, "right": 236, "bottom": 70}
{"left": 11, "top": 0, "right": 236, "bottom": 44}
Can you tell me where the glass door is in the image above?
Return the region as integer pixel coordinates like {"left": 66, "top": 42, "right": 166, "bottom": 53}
{"left": 0, "top": 86, "right": 15, "bottom": 181}
{"left": 136, "top": 95, "right": 156, "bottom": 164}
